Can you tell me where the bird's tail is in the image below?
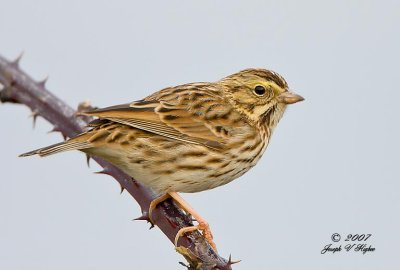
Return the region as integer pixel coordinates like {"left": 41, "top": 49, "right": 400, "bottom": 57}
{"left": 20, "top": 140, "right": 92, "bottom": 157}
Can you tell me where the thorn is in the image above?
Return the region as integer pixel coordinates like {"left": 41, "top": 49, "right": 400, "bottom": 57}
{"left": 29, "top": 110, "right": 39, "bottom": 128}
{"left": 178, "top": 262, "right": 190, "bottom": 269}
{"left": 86, "top": 154, "right": 91, "bottom": 167}
{"left": 11, "top": 52, "right": 24, "bottom": 68}
{"left": 47, "top": 126, "right": 67, "bottom": 140}
{"left": 48, "top": 126, "right": 61, "bottom": 133}
{"left": 37, "top": 76, "right": 48, "bottom": 88}
{"left": 133, "top": 213, "right": 154, "bottom": 229}
{"left": 94, "top": 169, "right": 113, "bottom": 176}
{"left": 225, "top": 254, "right": 241, "bottom": 268}
{"left": 119, "top": 184, "right": 125, "bottom": 194}
{"left": 133, "top": 213, "right": 150, "bottom": 222}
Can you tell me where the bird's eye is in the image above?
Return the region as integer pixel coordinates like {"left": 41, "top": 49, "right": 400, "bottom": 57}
{"left": 254, "top": 85, "right": 266, "bottom": 96}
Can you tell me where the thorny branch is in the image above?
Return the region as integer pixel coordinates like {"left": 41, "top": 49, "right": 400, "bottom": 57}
{"left": 0, "top": 54, "right": 234, "bottom": 270}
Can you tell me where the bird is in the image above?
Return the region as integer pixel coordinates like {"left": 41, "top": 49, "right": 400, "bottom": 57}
{"left": 21, "top": 68, "right": 304, "bottom": 251}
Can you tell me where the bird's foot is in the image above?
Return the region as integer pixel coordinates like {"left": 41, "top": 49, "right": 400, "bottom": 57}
{"left": 174, "top": 220, "right": 217, "bottom": 252}
{"left": 148, "top": 193, "right": 171, "bottom": 224}
{"left": 148, "top": 191, "right": 218, "bottom": 252}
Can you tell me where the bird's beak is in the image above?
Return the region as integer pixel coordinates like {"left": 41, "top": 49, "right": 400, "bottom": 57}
{"left": 277, "top": 91, "right": 304, "bottom": 104}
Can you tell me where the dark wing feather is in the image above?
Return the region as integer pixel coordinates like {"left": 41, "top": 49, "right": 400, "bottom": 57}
{"left": 82, "top": 85, "right": 234, "bottom": 149}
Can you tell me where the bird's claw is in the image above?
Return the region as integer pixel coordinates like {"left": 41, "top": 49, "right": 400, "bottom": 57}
{"left": 174, "top": 222, "right": 217, "bottom": 252}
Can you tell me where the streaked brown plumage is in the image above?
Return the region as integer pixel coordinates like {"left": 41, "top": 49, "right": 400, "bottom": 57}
{"left": 21, "top": 68, "right": 303, "bottom": 250}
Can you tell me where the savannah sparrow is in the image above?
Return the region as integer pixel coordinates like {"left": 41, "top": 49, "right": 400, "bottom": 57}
{"left": 21, "top": 69, "right": 303, "bottom": 250}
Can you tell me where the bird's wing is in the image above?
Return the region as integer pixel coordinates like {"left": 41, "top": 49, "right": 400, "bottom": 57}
{"left": 82, "top": 85, "right": 237, "bottom": 149}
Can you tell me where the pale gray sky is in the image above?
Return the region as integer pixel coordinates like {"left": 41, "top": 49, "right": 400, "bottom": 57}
{"left": 1, "top": 0, "right": 399, "bottom": 269}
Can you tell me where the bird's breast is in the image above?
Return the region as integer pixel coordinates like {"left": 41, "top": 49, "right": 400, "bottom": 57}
{"left": 92, "top": 126, "right": 270, "bottom": 194}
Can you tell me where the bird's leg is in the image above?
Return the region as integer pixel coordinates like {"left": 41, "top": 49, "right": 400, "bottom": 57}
{"left": 148, "top": 192, "right": 217, "bottom": 251}
{"left": 168, "top": 192, "right": 217, "bottom": 252}
{"left": 148, "top": 193, "right": 171, "bottom": 224}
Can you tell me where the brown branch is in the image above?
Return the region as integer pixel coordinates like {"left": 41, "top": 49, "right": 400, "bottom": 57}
{"left": 0, "top": 54, "right": 233, "bottom": 270}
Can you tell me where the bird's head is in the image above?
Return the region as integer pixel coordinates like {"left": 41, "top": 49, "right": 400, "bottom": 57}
{"left": 219, "top": 68, "right": 304, "bottom": 127}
